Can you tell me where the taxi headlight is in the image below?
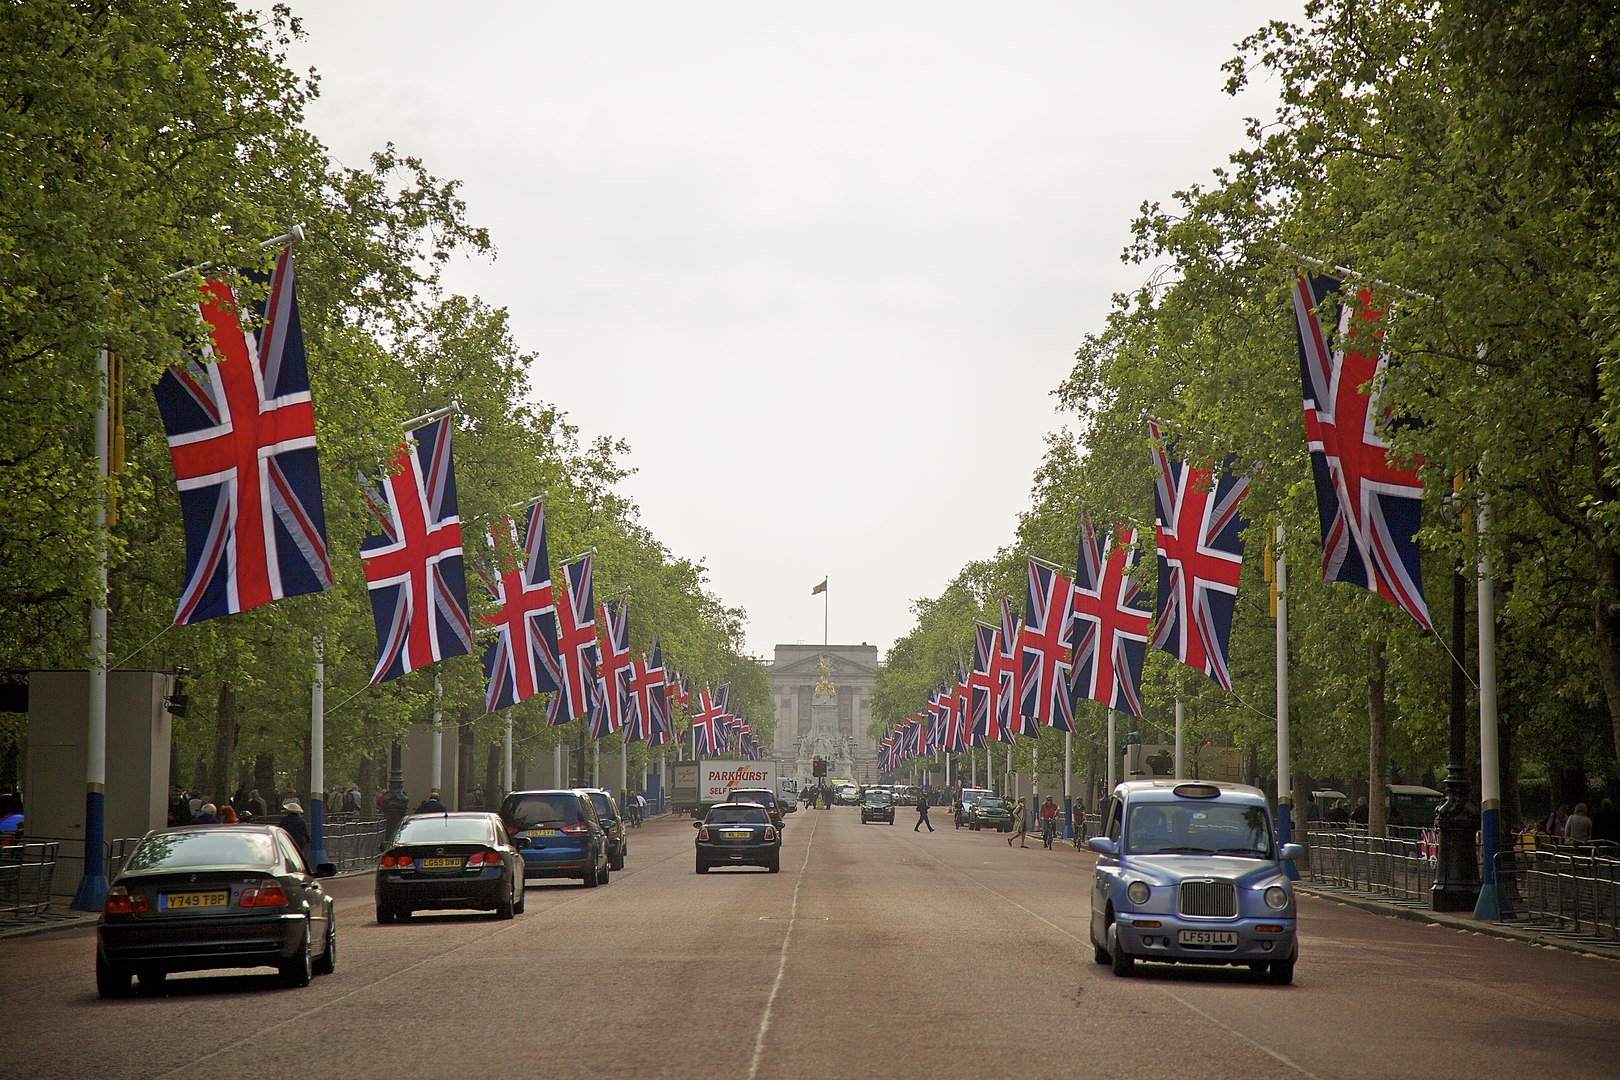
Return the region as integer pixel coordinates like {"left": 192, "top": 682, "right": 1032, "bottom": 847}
{"left": 1263, "top": 885, "right": 1290, "bottom": 910}
{"left": 1127, "top": 881, "right": 1152, "bottom": 906}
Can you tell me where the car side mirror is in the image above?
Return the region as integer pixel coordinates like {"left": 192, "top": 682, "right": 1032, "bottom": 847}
{"left": 1279, "top": 843, "right": 1303, "bottom": 861}
{"left": 513, "top": 836, "right": 531, "bottom": 850}
{"left": 692, "top": 820, "right": 703, "bottom": 828}
{"left": 314, "top": 862, "right": 337, "bottom": 878}
{"left": 1086, "top": 836, "right": 1117, "bottom": 856}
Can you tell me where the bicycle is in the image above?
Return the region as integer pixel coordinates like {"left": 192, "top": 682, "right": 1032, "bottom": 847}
{"left": 1040, "top": 816, "right": 1057, "bottom": 850}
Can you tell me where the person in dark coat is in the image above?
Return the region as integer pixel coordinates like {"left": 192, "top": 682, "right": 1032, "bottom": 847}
{"left": 277, "top": 799, "right": 311, "bottom": 862}
{"left": 415, "top": 789, "right": 447, "bottom": 814}
{"left": 190, "top": 802, "right": 221, "bottom": 825}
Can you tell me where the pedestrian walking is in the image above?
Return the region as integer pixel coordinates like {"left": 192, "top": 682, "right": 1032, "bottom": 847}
{"left": 1008, "top": 798, "right": 1029, "bottom": 847}
{"left": 915, "top": 789, "right": 935, "bottom": 832}
{"left": 1565, "top": 803, "right": 1593, "bottom": 845}
{"left": 634, "top": 791, "right": 646, "bottom": 826}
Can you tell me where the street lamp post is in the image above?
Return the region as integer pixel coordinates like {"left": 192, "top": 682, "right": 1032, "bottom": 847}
{"left": 381, "top": 740, "right": 409, "bottom": 842}
{"left": 1433, "top": 502, "right": 1480, "bottom": 911}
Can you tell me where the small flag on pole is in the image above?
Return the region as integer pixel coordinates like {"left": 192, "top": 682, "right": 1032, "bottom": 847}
{"left": 811, "top": 578, "right": 828, "bottom": 595}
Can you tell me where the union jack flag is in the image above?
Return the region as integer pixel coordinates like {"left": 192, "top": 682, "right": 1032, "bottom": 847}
{"left": 992, "top": 600, "right": 1022, "bottom": 743}
{"left": 627, "top": 641, "right": 668, "bottom": 745}
{"left": 1019, "top": 560, "right": 1075, "bottom": 732}
{"left": 596, "top": 599, "right": 633, "bottom": 736}
{"left": 968, "top": 622, "right": 998, "bottom": 746}
{"left": 926, "top": 693, "right": 945, "bottom": 752}
{"left": 1150, "top": 422, "right": 1250, "bottom": 691}
{"left": 154, "top": 247, "right": 332, "bottom": 624}
{"left": 360, "top": 416, "right": 473, "bottom": 683}
{"left": 1293, "top": 271, "right": 1431, "bottom": 629}
{"left": 878, "top": 734, "right": 895, "bottom": 772}
{"left": 691, "top": 687, "right": 723, "bottom": 756}
{"left": 587, "top": 674, "right": 618, "bottom": 739}
{"left": 950, "top": 663, "right": 971, "bottom": 752}
{"left": 549, "top": 554, "right": 598, "bottom": 723}
{"left": 1068, "top": 513, "right": 1151, "bottom": 717}
{"left": 478, "top": 502, "right": 562, "bottom": 714}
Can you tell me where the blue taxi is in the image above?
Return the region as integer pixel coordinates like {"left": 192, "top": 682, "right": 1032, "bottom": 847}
{"left": 1087, "top": 780, "right": 1301, "bottom": 984}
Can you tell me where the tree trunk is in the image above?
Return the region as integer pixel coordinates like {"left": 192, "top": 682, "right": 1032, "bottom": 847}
{"left": 1368, "top": 636, "right": 1389, "bottom": 837}
{"left": 1594, "top": 544, "right": 1620, "bottom": 771}
{"left": 210, "top": 682, "right": 237, "bottom": 807}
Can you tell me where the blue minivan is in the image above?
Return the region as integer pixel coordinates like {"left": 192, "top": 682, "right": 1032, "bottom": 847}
{"left": 499, "top": 789, "right": 610, "bottom": 887}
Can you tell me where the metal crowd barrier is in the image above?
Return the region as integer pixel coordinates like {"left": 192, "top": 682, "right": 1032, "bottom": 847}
{"left": 1301, "top": 828, "right": 1436, "bottom": 905}
{"left": 0, "top": 842, "right": 61, "bottom": 925}
{"left": 1492, "top": 844, "right": 1620, "bottom": 943}
{"left": 319, "top": 816, "right": 384, "bottom": 872}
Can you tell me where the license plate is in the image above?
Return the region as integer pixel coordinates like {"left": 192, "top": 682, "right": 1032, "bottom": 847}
{"left": 420, "top": 857, "right": 461, "bottom": 869}
{"left": 1178, "top": 929, "right": 1239, "bottom": 946}
{"left": 160, "top": 891, "right": 228, "bottom": 910}
{"left": 722, "top": 830, "right": 750, "bottom": 839}
{"left": 528, "top": 829, "right": 558, "bottom": 837}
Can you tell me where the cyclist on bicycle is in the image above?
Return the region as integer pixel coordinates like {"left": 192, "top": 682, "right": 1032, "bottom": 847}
{"left": 1039, "top": 796, "right": 1059, "bottom": 849}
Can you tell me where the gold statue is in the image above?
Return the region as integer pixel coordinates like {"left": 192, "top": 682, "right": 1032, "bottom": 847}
{"left": 814, "top": 654, "right": 837, "bottom": 699}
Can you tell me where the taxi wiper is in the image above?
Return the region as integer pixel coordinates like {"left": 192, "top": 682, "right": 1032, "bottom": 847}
{"left": 1213, "top": 847, "right": 1266, "bottom": 857}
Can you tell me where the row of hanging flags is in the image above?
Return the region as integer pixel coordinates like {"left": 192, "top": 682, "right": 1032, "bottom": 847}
{"left": 880, "top": 268, "right": 1432, "bottom": 772}
{"left": 151, "top": 246, "right": 762, "bottom": 754}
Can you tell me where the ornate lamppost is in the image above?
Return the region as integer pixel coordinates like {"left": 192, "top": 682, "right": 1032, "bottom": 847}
{"left": 1433, "top": 490, "right": 1480, "bottom": 911}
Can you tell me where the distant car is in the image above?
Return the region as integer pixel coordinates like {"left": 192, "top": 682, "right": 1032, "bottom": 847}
{"left": 860, "top": 788, "right": 896, "bottom": 825}
{"left": 956, "top": 787, "right": 994, "bottom": 826}
{"left": 1088, "top": 780, "right": 1301, "bottom": 984}
{"left": 970, "top": 796, "right": 1014, "bottom": 832}
{"left": 727, "top": 787, "right": 785, "bottom": 829}
{"left": 498, "top": 789, "right": 610, "bottom": 887}
{"left": 579, "top": 788, "right": 629, "bottom": 870}
{"left": 96, "top": 824, "right": 337, "bottom": 996}
{"left": 893, "top": 786, "right": 921, "bottom": 806}
{"left": 833, "top": 784, "right": 861, "bottom": 806}
{"left": 376, "top": 812, "right": 527, "bottom": 922}
{"left": 695, "top": 802, "right": 781, "bottom": 873}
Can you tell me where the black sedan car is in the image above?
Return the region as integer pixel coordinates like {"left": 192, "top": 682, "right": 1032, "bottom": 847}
{"left": 96, "top": 824, "right": 336, "bottom": 997}
{"left": 376, "top": 812, "right": 527, "bottom": 922}
{"left": 579, "top": 788, "right": 628, "bottom": 871}
{"left": 726, "top": 787, "right": 785, "bottom": 830}
{"left": 695, "top": 803, "right": 782, "bottom": 873}
{"left": 970, "top": 796, "right": 1015, "bottom": 832}
{"left": 860, "top": 788, "right": 896, "bottom": 824}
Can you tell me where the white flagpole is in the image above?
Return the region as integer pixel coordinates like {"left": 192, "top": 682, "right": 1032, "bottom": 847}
{"left": 431, "top": 672, "right": 443, "bottom": 795}
{"left": 1107, "top": 710, "right": 1117, "bottom": 794}
{"left": 71, "top": 347, "right": 111, "bottom": 912}
{"left": 1275, "top": 524, "right": 1296, "bottom": 879}
{"left": 310, "top": 638, "right": 327, "bottom": 866}
{"left": 1174, "top": 699, "right": 1185, "bottom": 778}
{"left": 1474, "top": 493, "right": 1506, "bottom": 918}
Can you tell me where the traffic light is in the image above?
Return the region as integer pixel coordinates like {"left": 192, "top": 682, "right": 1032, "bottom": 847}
{"left": 813, "top": 757, "right": 826, "bottom": 777}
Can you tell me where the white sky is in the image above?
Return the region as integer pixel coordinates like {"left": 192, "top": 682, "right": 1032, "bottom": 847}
{"left": 278, "top": 1, "right": 1295, "bottom": 661}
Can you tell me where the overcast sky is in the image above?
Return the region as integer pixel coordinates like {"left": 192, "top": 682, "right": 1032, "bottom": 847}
{"left": 278, "top": 1, "right": 1296, "bottom": 662}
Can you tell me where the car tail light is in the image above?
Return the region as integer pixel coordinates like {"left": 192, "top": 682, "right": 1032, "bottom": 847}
{"left": 559, "top": 822, "right": 590, "bottom": 835}
{"left": 381, "top": 853, "right": 414, "bottom": 869}
{"left": 467, "top": 850, "right": 501, "bottom": 866}
{"left": 105, "top": 887, "right": 147, "bottom": 914}
{"left": 697, "top": 827, "right": 710, "bottom": 841}
{"left": 239, "top": 880, "right": 290, "bottom": 908}
{"left": 764, "top": 827, "right": 776, "bottom": 841}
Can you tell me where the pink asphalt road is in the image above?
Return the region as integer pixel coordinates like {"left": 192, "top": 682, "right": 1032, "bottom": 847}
{"left": 2, "top": 806, "right": 1617, "bottom": 1080}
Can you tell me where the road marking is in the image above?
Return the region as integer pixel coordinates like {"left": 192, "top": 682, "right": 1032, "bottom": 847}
{"left": 746, "top": 809, "right": 818, "bottom": 1080}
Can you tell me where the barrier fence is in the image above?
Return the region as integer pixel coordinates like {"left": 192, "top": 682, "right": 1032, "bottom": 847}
{"left": 0, "top": 842, "right": 62, "bottom": 926}
{"left": 1492, "top": 844, "right": 1620, "bottom": 943}
{"left": 1300, "top": 827, "right": 1437, "bottom": 906}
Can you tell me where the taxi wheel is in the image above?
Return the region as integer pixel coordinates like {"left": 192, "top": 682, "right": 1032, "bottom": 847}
{"left": 1266, "top": 952, "right": 1296, "bottom": 986}
{"left": 1108, "top": 925, "right": 1134, "bottom": 977}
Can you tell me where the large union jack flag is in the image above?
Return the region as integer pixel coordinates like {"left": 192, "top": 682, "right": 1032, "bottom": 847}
{"left": 1293, "top": 271, "right": 1431, "bottom": 629}
{"left": 1150, "top": 422, "right": 1250, "bottom": 691}
{"left": 361, "top": 416, "right": 472, "bottom": 683}
{"left": 595, "top": 599, "right": 633, "bottom": 737}
{"left": 951, "top": 663, "right": 971, "bottom": 753}
{"left": 548, "top": 553, "right": 599, "bottom": 723}
{"left": 1069, "top": 513, "right": 1151, "bottom": 717}
{"left": 992, "top": 599, "right": 1023, "bottom": 743}
{"left": 479, "top": 502, "right": 562, "bottom": 714}
{"left": 626, "top": 642, "right": 667, "bottom": 744}
{"left": 155, "top": 248, "right": 332, "bottom": 624}
{"left": 968, "top": 622, "right": 998, "bottom": 746}
{"left": 690, "top": 687, "right": 723, "bottom": 756}
{"left": 1019, "top": 560, "right": 1075, "bottom": 732}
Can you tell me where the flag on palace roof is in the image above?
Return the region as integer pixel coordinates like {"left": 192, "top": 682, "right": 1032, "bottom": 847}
{"left": 360, "top": 415, "right": 473, "bottom": 683}
{"left": 479, "top": 501, "right": 562, "bottom": 714}
{"left": 1068, "top": 513, "right": 1150, "bottom": 718}
{"left": 154, "top": 246, "right": 332, "bottom": 624}
{"left": 1150, "top": 421, "right": 1251, "bottom": 691}
{"left": 1292, "top": 270, "right": 1430, "bottom": 629}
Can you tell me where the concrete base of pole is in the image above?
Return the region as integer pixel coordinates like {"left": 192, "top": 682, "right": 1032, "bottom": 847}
{"left": 70, "top": 788, "right": 108, "bottom": 912}
{"left": 1061, "top": 796, "right": 1073, "bottom": 840}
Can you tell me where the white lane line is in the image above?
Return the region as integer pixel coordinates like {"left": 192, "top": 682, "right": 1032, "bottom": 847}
{"left": 746, "top": 811, "right": 819, "bottom": 1080}
{"left": 893, "top": 831, "right": 1323, "bottom": 1080}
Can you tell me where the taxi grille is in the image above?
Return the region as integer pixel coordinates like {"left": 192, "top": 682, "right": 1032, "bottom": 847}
{"left": 1178, "top": 880, "right": 1236, "bottom": 918}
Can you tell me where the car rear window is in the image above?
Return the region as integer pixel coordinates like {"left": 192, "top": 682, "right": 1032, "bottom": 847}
{"left": 730, "top": 789, "right": 774, "bottom": 805}
{"left": 396, "top": 816, "right": 492, "bottom": 844}
{"left": 502, "top": 794, "right": 584, "bottom": 828}
{"left": 585, "top": 792, "right": 617, "bottom": 819}
{"left": 125, "top": 830, "right": 278, "bottom": 872}
{"left": 707, "top": 806, "right": 769, "bottom": 824}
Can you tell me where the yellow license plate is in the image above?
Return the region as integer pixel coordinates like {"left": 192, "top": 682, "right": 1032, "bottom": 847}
{"left": 528, "top": 829, "right": 558, "bottom": 837}
{"left": 161, "top": 891, "right": 228, "bottom": 910}
{"left": 722, "top": 830, "right": 750, "bottom": 839}
{"left": 420, "top": 857, "right": 461, "bottom": 869}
